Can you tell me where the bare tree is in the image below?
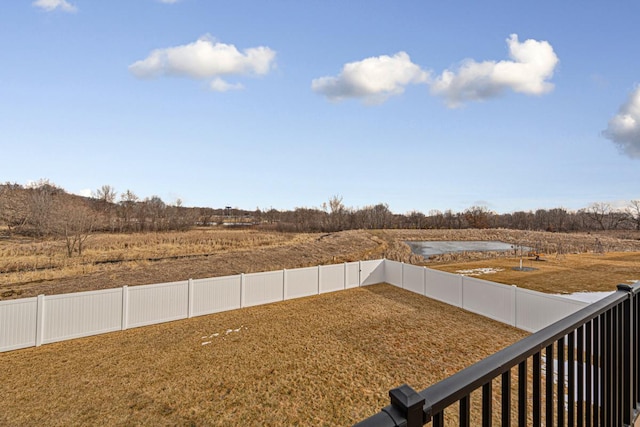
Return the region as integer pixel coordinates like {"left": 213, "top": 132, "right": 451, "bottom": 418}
{"left": 427, "top": 210, "right": 445, "bottom": 229}
{"left": 443, "top": 210, "right": 463, "bottom": 229}
{"left": 143, "top": 196, "right": 167, "bottom": 231}
{"left": 406, "top": 210, "right": 426, "bottom": 229}
{"left": 625, "top": 200, "right": 640, "bottom": 230}
{"left": 547, "top": 208, "right": 568, "bottom": 232}
{"left": 27, "top": 182, "right": 58, "bottom": 236}
{"left": 509, "top": 211, "right": 533, "bottom": 230}
{"left": 464, "top": 205, "right": 492, "bottom": 229}
{"left": 582, "top": 202, "right": 625, "bottom": 230}
{"left": 54, "top": 201, "right": 95, "bottom": 257}
{"left": 117, "top": 190, "right": 139, "bottom": 232}
{"left": 93, "top": 185, "right": 117, "bottom": 203}
{"left": 326, "top": 195, "right": 346, "bottom": 231}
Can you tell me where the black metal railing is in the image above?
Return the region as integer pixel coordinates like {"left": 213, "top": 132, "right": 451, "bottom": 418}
{"left": 354, "top": 282, "right": 640, "bottom": 426}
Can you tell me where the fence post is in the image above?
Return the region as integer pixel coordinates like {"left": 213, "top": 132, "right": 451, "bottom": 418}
{"left": 423, "top": 267, "right": 427, "bottom": 297}
{"left": 401, "top": 262, "right": 405, "bottom": 289}
{"left": 240, "top": 273, "right": 245, "bottom": 308}
{"left": 35, "top": 294, "right": 45, "bottom": 347}
{"left": 343, "top": 262, "right": 347, "bottom": 290}
{"left": 121, "top": 286, "right": 129, "bottom": 330}
{"left": 283, "top": 269, "right": 287, "bottom": 301}
{"left": 460, "top": 275, "right": 465, "bottom": 309}
{"left": 317, "top": 265, "right": 321, "bottom": 295}
{"left": 358, "top": 261, "right": 362, "bottom": 286}
{"left": 188, "top": 279, "right": 194, "bottom": 318}
{"left": 512, "top": 285, "right": 518, "bottom": 328}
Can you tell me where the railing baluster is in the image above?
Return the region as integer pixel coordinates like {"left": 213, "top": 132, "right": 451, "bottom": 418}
{"left": 613, "top": 305, "right": 620, "bottom": 426}
{"left": 621, "top": 287, "right": 633, "bottom": 426}
{"left": 585, "top": 320, "right": 592, "bottom": 427}
{"left": 482, "top": 382, "right": 492, "bottom": 427}
{"left": 568, "top": 331, "right": 575, "bottom": 426}
{"left": 558, "top": 336, "right": 565, "bottom": 427}
{"left": 577, "top": 325, "right": 584, "bottom": 426}
{"left": 533, "top": 351, "right": 541, "bottom": 426}
{"left": 617, "top": 301, "right": 624, "bottom": 425}
{"left": 634, "top": 291, "right": 639, "bottom": 419}
{"left": 605, "top": 308, "right": 612, "bottom": 426}
{"left": 432, "top": 410, "right": 444, "bottom": 427}
{"left": 460, "top": 395, "right": 470, "bottom": 427}
{"left": 518, "top": 360, "right": 527, "bottom": 426}
{"left": 592, "top": 315, "right": 599, "bottom": 427}
{"left": 545, "top": 344, "right": 554, "bottom": 427}
{"left": 502, "top": 370, "right": 511, "bottom": 427}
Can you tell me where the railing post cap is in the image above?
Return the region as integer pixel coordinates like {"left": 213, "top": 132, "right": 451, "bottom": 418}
{"left": 617, "top": 283, "right": 634, "bottom": 293}
{"left": 389, "top": 384, "right": 423, "bottom": 406}
{"left": 389, "top": 384, "right": 425, "bottom": 425}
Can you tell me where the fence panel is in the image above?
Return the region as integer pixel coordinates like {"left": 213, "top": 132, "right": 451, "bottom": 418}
{"left": 516, "top": 288, "right": 588, "bottom": 332}
{"left": 191, "top": 275, "right": 241, "bottom": 317}
{"left": 462, "top": 276, "right": 515, "bottom": 326}
{"left": 319, "top": 264, "right": 345, "bottom": 294}
{"left": 42, "top": 288, "right": 123, "bottom": 344}
{"left": 127, "top": 281, "right": 189, "bottom": 329}
{"left": 285, "top": 267, "right": 319, "bottom": 300}
{"left": 0, "top": 297, "right": 38, "bottom": 352}
{"left": 242, "top": 270, "right": 284, "bottom": 307}
{"left": 402, "top": 264, "right": 425, "bottom": 295}
{"left": 345, "top": 262, "right": 360, "bottom": 289}
{"left": 425, "top": 268, "right": 463, "bottom": 307}
{"left": 384, "top": 260, "right": 403, "bottom": 287}
{"left": 361, "top": 260, "right": 385, "bottom": 286}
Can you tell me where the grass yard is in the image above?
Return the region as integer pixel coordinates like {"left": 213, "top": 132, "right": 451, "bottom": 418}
{"left": 0, "top": 284, "right": 528, "bottom": 426}
{"left": 430, "top": 251, "right": 640, "bottom": 294}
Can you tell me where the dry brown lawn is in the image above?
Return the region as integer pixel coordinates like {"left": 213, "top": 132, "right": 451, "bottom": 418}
{"left": 0, "top": 284, "right": 528, "bottom": 426}
{"left": 429, "top": 251, "right": 640, "bottom": 294}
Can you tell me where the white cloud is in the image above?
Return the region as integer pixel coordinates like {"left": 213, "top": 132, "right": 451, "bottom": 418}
{"left": 157, "top": 0, "right": 180, "bottom": 3}
{"left": 603, "top": 86, "right": 640, "bottom": 159}
{"left": 430, "top": 34, "right": 559, "bottom": 108}
{"left": 210, "top": 78, "right": 244, "bottom": 92}
{"left": 129, "top": 35, "right": 276, "bottom": 91}
{"left": 311, "top": 52, "right": 430, "bottom": 105}
{"left": 33, "top": 0, "right": 77, "bottom": 12}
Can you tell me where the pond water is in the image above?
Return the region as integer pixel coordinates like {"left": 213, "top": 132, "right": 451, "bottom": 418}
{"left": 406, "top": 240, "right": 521, "bottom": 257}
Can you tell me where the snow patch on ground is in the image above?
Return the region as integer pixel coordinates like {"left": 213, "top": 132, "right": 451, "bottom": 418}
{"left": 455, "top": 267, "right": 504, "bottom": 276}
{"left": 555, "top": 291, "right": 614, "bottom": 303}
{"left": 200, "top": 326, "right": 247, "bottom": 345}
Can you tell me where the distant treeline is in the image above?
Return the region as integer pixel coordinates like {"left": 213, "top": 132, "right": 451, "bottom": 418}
{"left": 1, "top": 182, "right": 639, "bottom": 243}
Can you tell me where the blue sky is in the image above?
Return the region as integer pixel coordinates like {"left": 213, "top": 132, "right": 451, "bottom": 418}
{"left": 1, "top": 1, "right": 639, "bottom": 214}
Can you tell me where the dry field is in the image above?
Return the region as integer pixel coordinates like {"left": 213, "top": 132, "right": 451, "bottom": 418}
{"left": 2, "top": 227, "right": 639, "bottom": 300}
{"left": 0, "top": 284, "right": 528, "bottom": 426}
{"left": 0, "top": 229, "right": 384, "bottom": 299}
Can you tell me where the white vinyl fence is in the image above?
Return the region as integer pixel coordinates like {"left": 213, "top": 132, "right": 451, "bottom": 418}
{"left": 1, "top": 258, "right": 590, "bottom": 353}
{"left": 384, "top": 260, "right": 589, "bottom": 332}
{"left": 0, "top": 260, "right": 382, "bottom": 352}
